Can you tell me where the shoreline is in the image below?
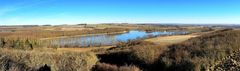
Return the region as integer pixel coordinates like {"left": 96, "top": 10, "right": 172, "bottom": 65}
{"left": 40, "top": 31, "right": 128, "bottom": 40}
{"left": 56, "top": 34, "right": 195, "bottom": 53}
{"left": 52, "top": 30, "right": 216, "bottom": 53}
{"left": 57, "top": 45, "right": 114, "bottom": 53}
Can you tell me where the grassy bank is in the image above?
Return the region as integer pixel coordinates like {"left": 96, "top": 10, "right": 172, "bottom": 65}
{"left": 0, "top": 48, "right": 98, "bottom": 71}
{"left": 158, "top": 29, "right": 240, "bottom": 71}
{"left": 0, "top": 38, "right": 43, "bottom": 49}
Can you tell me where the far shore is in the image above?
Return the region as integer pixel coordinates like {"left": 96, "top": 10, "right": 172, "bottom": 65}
{"left": 40, "top": 31, "right": 128, "bottom": 40}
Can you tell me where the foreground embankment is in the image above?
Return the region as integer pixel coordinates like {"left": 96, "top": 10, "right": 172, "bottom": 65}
{"left": 0, "top": 48, "right": 98, "bottom": 71}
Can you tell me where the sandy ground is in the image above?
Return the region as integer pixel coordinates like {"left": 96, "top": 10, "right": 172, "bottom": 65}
{"left": 144, "top": 34, "right": 198, "bottom": 46}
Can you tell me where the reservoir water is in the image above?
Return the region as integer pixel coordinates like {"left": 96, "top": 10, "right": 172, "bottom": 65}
{"left": 49, "top": 30, "right": 188, "bottom": 47}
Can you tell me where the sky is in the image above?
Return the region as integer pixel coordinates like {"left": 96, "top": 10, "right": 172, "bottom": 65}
{"left": 0, "top": 0, "right": 240, "bottom": 25}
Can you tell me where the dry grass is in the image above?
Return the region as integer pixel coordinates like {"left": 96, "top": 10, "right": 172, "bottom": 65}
{"left": 57, "top": 46, "right": 114, "bottom": 53}
{"left": 144, "top": 34, "right": 198, "bottom": 46}
{"left": 158, "top": 29, "right": 240, "bottom": 71}
{"left": 92, "top": 29, "right": 223, "bottom": 71}
{"left": 0, "top": 48, "right": 98, "bottom": 71}
{"left": 93, "top": 63, "right": 142, "bottom": 71}
{"left": 130, "top": 45, "right": 167, "bottom": 65}
{"left": 144, "top": 28, "right": 216, "bottom": 46}
{"left": 41, "top": 30, "right": 127, "bottom": 40}
{"left": 0, "top": 27, "right": 128, "bottom": 39}
{"left": 97, "top": 40, "right": 167, "bottom": 71}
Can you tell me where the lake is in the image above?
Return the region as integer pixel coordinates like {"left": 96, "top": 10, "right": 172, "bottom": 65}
{"left": 49, "top": 30, "right": 188, "bottom": 47}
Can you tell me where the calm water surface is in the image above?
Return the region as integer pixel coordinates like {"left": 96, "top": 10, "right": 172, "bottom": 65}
{"left": 49, "top": 30, "right": 188, "bottom": 47}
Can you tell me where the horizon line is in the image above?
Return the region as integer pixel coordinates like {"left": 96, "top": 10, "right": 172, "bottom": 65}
{"left": 1, "top": 23, "right": 240, "bottom": 26}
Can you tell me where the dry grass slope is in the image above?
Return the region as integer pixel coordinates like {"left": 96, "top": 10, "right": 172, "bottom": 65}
{"left": 0, "top": 48, "right": 98, "bottom": 71}
{"left": 159, "top": 29, "right": 240, "bottom": 71}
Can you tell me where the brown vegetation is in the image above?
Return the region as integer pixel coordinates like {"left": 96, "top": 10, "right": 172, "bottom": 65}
{"left": 93, "top": 63, "right": 141, "bottom": 71}
{"left": 57, "top": 46, "right": 113, "bottom": 53}
{"left": 144, "top": 34, "right": 197, "bottom": 46}
{"left": 0, "top": 27, "right": 128, "bottom": 49}
{"left": 97, "top": 40, "right": 166, "bottom": 71}
{"left": 0, "top": 48, "right": 98, "bottom": 71}
{"left": 0, "top": 38, "right": 43, "bottom": 49}
{"left": 158, "top": 29, "right": 240, "bottom": 71}
{"left": 96, "top": 29, "right": 240, "bottom": 71}
{"left": 0, "top": 28, "right": 128, "bottom": 39}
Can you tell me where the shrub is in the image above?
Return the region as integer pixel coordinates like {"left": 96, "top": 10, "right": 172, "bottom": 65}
{"left": 93, "top": 63, "right": 141, "bottom": 71}
{"left": 0, "top": 38, "right": 43, "bottom": 49}
{"left": 130, "top": 45, "right": 166, "bottom": 65}
{"left": 98, "top": 43, "right": 167, "bottom": 71}
{"left": 0, "top": 57, "right": 29, "bottom": 71}
{"left": 116, "top": 40, "right": 154, "bottom": 48}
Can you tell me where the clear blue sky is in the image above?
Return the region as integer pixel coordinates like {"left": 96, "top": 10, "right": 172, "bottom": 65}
{"left": 0, "top": 0, "right": 240, "bottom": 25}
